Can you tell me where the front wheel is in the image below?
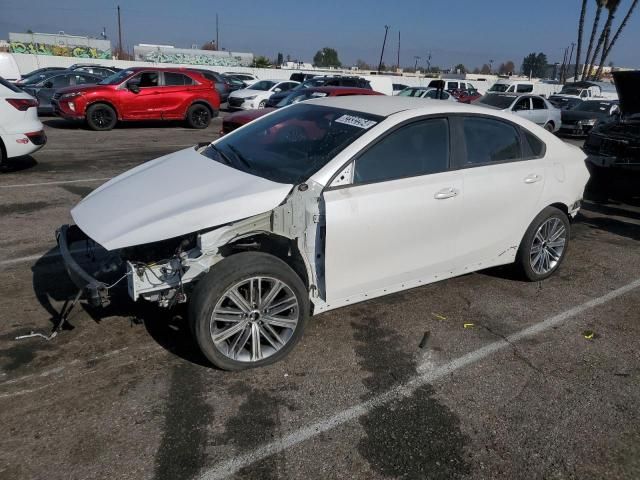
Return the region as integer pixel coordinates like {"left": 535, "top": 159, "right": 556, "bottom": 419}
{"left": 86, "top": 103, "right": 117, "bottom": 131}
{"left": 516, "top": 206, "right": 570, "bottom": 281}
{"left": 189, "top": 252, "right": 309, "bottom": 370}
{"left": 258, "top": 100, "right": 267, "bottom": 109}
{"left": 186, "top": 104, "right": 211, "bottom": 129}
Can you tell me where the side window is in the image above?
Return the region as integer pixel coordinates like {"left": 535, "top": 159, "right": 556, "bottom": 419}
{"left": 461, "top": 117, "right": 522, "bottom": 165}
{"left": 447, "top": 82, "right": 458, "bottom": 90}
{"left": 517, "top": 83, "right": 533, "bottom": 93}
{"left": 135, "top": 72, "right": 159, "bottom": 87}
{"left": 513, "top": 98, "right": 531, "bottom": 111}
{"left": 164, "top": 72, "right": 192, "bottom": 86}
{"left": 353, "top": 118, "right": 449, "bottom": 184}
{"left": 74, "top": 75, "right": 98, "bottom": 85}
{"left": 531, "top": 97, "right": 547, "bottom": 109}
{"left": 49, "top": 75, "right": 71, "bottom": 88}
{"left": 523, "top": 130, "right": 546, "bottom": 158}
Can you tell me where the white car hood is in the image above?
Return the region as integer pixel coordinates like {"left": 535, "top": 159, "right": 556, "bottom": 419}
{"left": 71, "top": 147, "right": 293, "bottom": 250}
{"left": 230, "top": 88, "right": 269, "bottom": 99}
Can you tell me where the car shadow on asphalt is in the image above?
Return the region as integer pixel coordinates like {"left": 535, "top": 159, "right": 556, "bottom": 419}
{"left": 0, "top": 155, "right": 38, "bottom": 173}
{"left": 42, "top": 118, "right": 202, "bottom": 130}
{"left": 30, "top": 247, "right": 211, "bottom": 367}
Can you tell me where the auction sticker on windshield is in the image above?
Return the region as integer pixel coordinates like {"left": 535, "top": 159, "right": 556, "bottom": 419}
{"left": 335, "top": 115, "right": 377, "bottom": 129}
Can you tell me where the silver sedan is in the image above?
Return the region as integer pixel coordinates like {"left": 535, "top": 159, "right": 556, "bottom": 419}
{"left": 476, "top": 94, "right": 561, "bottom": 132}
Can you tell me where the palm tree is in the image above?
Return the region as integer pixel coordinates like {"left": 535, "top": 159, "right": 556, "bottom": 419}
{"left": 581, "top": 0, "right": 607, "bottom": 80}
{"left": 586, "top": 0, "right": 621, "bottom": 80}
{"left": 594, "top": 0, "right": 639, "bottom": 79}
{"left": 574, "top": 0, "right": 589, "bottom": 80}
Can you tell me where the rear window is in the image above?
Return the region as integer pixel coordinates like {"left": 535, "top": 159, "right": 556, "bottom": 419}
{"left": 524, "top": 130, "right": 545, "bottom": 157}
{"left": 478, "top": 95, "right": 517, "bottom": 109}
{"left": 0, "top": 77, "right": 22, "bottom": 93}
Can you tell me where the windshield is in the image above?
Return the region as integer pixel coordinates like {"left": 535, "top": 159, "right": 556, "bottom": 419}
{"left": 488, "top": 83, "right": 510, "bottom": 92}
{"left": 248, "top": 80, "right": 276, "bottom": 91}
{"left": 202, "top": 104, "right": 383, "bottom": 184}
{"left": 573, "top": 101, "right": 615, "bottom": 112}
{"left": 397, "top": 88, "right": 426, "bottom": 97}
{"left": 478, "top": 95, "right": 516, "bottom": 109}
{"left": 559, "top": 88, "right": 582, "bottom": 95}
{"left": 275, "top": 90, "right": 328, "bottom": 108}
{"left": 99, "top": 69, "right": 135, "bottom": 85}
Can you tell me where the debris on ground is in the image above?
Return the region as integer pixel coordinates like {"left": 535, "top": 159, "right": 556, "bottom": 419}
{"left": 463, "top": 323, "right": 475, "bottom": 329}
{"left": 418, "top": 331, "right": 430, "bottom": 349}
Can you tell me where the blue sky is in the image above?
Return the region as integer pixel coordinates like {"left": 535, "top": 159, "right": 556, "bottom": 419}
{"left": 2, "top": 0, "right": 639, "bottom": 70}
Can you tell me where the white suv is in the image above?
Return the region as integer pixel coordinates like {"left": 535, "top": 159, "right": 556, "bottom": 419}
{"left": 0, "top": 77, "right": 46, "bottom": 164}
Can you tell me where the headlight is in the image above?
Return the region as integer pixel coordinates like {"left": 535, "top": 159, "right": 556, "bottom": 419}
{"left": 577, "top": 119, "right": 596, "bottom": 126}
{"left": 244, "top": 95, "right": 256, "bottom": 101}
{"left": 60, "top": 92, "right": 85, "bottom": 100}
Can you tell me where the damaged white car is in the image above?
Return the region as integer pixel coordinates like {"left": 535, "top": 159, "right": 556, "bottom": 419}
{"left": 58, "top": 97, "right": 589, "bottom": 370}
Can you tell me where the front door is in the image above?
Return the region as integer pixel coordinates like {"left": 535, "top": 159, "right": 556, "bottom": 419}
{"left": 117, "top": 71, "right": 163, "bottom": 119}
{"left": 323, "top": 117, "right": 464, "bottom": 302}
{"left": 453, "top": 115, "right": 547, "bottom": 267}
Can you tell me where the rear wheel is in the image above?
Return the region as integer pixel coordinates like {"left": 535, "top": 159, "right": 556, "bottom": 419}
{"left": 516, "top": 206, "right": 570, "bottom": 281}
{"left": 258, "top": 100, "right": 267, "bottom": 109}
{"left": 186, "top": 104, "right": 211, "bottom": 129}
{"left": 189, "top": 252, "right": 309, "bottom": 370}
{"left": 544, "top": 121, "right": 555, "bottom": 132}
{"left": 86, "top": 103, "right": 117, "bottom": 131}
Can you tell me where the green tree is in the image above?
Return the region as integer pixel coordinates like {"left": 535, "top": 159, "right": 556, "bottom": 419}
{"left": 480, "top": 63, "right": 491, "bottom": 74}
{"left": 277, "top": 52, "right": 284, "bottom": 66}
{"left": 574, "top": 0, "right": 589, "bottom": 80}
{"left": 356, "top": 59, "right": 371, "bottom": 70}
{"left": 499, "top": 60, "right": 516, "bottom": 75}
{"left": 313, "top": 47, "right": 341, "bottom": 67}
{"left": 594, "top": 0, "right": 639, "bottom": 79}
{"left": 454, "top": 63, "right": 467, "bottom": 74}
{"left": 253, "top": 55, "right": 272, "bottom": 68}
{"left": 521, "top": 52, "right": 548, "bottom": 77}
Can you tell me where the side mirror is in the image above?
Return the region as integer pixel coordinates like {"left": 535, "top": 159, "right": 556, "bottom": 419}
{"left": 44, "top": 81, "right": 53, "bottom": 89}
{"left": 127, "top": 81, "right": 140, "bottom": 93}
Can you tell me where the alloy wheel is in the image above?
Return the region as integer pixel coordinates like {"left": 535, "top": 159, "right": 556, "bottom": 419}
{"left": 92, "top": 108, "right": 113, "bottom": 128}
{"left": 210, "top": 276, "right": 299, "bottom": 363}
{"left": 529, "top": 217, "right": 566, "bottom": 275}
{"left": 191, "top": 108, "right": 210, "bottom": 128}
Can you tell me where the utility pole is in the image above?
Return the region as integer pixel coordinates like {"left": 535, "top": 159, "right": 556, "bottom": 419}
{"left": 567, "top": 42, "right": 576, "bottom": 81}
{"left": 489, "top": 59, "right": 494, "bottom": 73}
{"left": 414, "top": 55, "right": 420, "bottom": 72}
{"left": 426, "top": 52, "right": 431, "bottom": 73}
{"left": 117, "top": 5, "right": 122, "bottom": 59}
{"left": 377, "top": 25, "right": 390, "bottom": 73}
{"left": 397, "top": 30, "right": 400, "bottom": 71}
{"left": 560, "top": 46, "right": 569, "bottom": 83}
{"left": 216, "top": 13, "right": 219, "bottom": 50}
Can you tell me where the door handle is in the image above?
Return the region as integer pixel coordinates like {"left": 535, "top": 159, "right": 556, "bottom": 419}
{"left": 524, "top": 174, "right": 542, "bottom": 184}
{"left": 434, "top": 187, "right": 459, "bottom": 200}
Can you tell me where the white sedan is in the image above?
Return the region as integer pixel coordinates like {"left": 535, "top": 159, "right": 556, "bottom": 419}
{"left": 397, "top": 86, "right": 458, "bottom": 101}
{"left": 477, "top": 93, "right": 562, "bottom": 132}
{"left": 58, "top": 97, "right": 589, "bottom": 370}
{"left": 227, "top": 79, "right": 299, "bottom": 110}
{"left": 0, "top": 77, "right": 46, "bottom": 164}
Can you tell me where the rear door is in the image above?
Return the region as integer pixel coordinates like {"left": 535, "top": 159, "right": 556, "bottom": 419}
{"left": 511, "top": 97, "right": 534, "bottom": 122}
{"left": 530, "top": 96, "right": 549, "bottom": 125}
{"left": 453, "top": 115, "right": 547, "bottom": 267}
{"left": 38, "top": 73, "right": 74, "bottom": 110}
{"left": 158, "top": 72, "right": 196, "bottom": 119}
{"left": 323, "top": 117, "right": 465, "bottom": 302}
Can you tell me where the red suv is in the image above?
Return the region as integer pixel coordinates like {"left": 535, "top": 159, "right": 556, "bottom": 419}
{"left": 52, "top": 67, "right": 220, "bottom": 131}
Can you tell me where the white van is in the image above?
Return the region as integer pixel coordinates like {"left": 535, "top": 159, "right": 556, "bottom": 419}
{"left": 487, "top": 80, "right": 562, "bottom": 98}
{"left": 0, "top": 53, "right": 21, "bottom": 82}
{"left": 428, "top": 78, "right": 478, "bottom": 93}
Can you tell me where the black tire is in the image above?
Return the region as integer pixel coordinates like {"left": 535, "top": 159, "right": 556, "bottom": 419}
{"left": 86, "top": 103, "right": 117, "bottom": 131}
{"left": 516, "top": 206, "right": 570, "bottom": 281}
{"left": 258, "top": 100, "right": 267, "bottom": 109}
{"left": 186, "top": 104, "right": 211, "bottom": 129}
{"left": 189, "top": 252, "right": 309, "bottom": 370}
{"left": 544, "top": 121, "right": 554, "bottom": 132}
{"left": 0, "top": 138, "right": 6, "bottom": 167}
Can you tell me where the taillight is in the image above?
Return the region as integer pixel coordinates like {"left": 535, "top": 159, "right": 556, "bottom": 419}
{"left": 6, "top": 98, "right": 39, "bottom": 111}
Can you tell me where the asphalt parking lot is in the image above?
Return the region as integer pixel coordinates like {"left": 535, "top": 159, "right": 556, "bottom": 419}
{"left": 1, "top": 115, "right": 639, "bottom": 480}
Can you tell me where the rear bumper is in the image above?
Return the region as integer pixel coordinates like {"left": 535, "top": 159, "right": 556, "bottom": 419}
{"left": 1, "top": 130, "right": 46, "bottom": 159}
{"left": 56, "top": 224, "right": 110, "bottom": 307}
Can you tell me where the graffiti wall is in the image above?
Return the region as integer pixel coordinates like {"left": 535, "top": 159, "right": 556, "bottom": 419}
{"left": 8, "top": 33, "right": 112, "bottom": 59}
{"left": 9, "top": 42, "right": 112, "bottom": 59}
{"left": 134, "top": 46, "right": 253, "bottom": 67}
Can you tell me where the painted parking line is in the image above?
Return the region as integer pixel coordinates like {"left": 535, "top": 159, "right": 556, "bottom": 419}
{"left": 0, "top": 246, "right": 89, "bottom": 268}
{"left": 198, "top": 277, "right": 640, "bottom": 480}
{"left": 0, "top": 177, "right": 112, "bottom": 189}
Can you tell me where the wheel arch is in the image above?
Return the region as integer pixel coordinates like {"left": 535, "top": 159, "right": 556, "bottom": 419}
{"left": 86, "top": 99, "right": 120, "bottom": 120}
{"left": 188, "top": 99, "right": 216, "bottom": 117}
{"left": 0, "top": 136, "right": 7, "bottom": 162}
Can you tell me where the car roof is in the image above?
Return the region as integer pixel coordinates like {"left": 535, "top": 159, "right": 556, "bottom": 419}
{"left": 305, "top": 95, "right": 498, "bottom": 117}
{"left": 306, "top": 86, "right": 379, "bottom": 95}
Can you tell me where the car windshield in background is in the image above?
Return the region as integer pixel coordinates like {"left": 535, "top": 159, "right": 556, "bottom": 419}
{"left": 560, "top": 88, "right": 581, "bottom": 95}
{"left": 397, "top": 88, "right": 426, "bottom": 97}
{"left": 488, "top": 84, "right": 510, "bottom": 92}
{"left": 573, "top": 101, "right": 615, "bottom": 112}
{"left": 275, "top": 90, "right": 328, "bottom": 108}
{"left": 202, "top": 104, "right": 383, "bottom": 184}
{"left": 99, "top": 69, "right": 134, "bottom": 85}
{"left": 478, "top": 95, "right": 516, "bottom": 109}
{"left": 249, "top": 80, "right": 276, "bottom": 91}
